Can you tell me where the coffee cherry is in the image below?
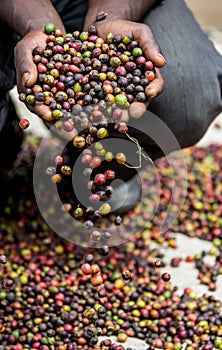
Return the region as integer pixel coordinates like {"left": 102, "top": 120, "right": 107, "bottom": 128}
{"left": 89, "top": 194, "right": 100, "bottom": 202}
{"left": 114, "top": 215, "right": 122, "bottom": 226}
{"left": 105, "top": 186, "right": 113, "bottom": 198}
{"left": 55, "top": 155, "right": 63, "bottom": 165}
{"left": 154, "top": 259, "right": 164, "bottom": 268}
{"left": 94, "top": 173, "right": 106, "bottom": 185}
{"left": 91, "top": 274, "right": 103, "bottom": 287}
{"left": 90, "top": 230, "right": 102, "bottom": 241}
{"left": 99, "top": 203, "right": 111, "bottom": 215}
{"left": 0, "top": 255, "right": 7, "bottom": 264}
{"left": 44, "top": 23, "right": 56, "bottom": 34}
{"left": 99, "top": 245, "right": 110, "bottom": 256}
{"left": 161, "top": 272, "right": 171, "bottom": 282}
{"left": 61, "top": 165, "right": 72, "bottom": 175}
{"left": 90, "top": 156, "right": 101, "bottom": 169}
{"left": 115, "top": 94, "right": 127, "bottom": 105}
{"left": 74, "top": 207, "right": 84, "bottom": 217}
{"left": 2, "top": 279, "right": 14, "bottom": 289}
{"left": 81, "top": 263, "right": 92, "bottom": 275}
{"left": 51, "top": 174, "right": 62, "bottom": 183}
{"left": 73, "top": 135, "right": 85, "bottom": 148}
{"left": 97, "top": 127, "right": 108, "bottom": 138}
{"left": 105, "top": 152, "right": 113, "bottom": 162}
{"left": 122, "top": 270, "right": 131, "bottom": 281}
{"left": 145, "top": 60, "right": 154, "bottom": 71}
{"left": 19, "top": 118, "right": 30, "bottom": 130}
{"left": 116, "top": 153, "right": 126, "bottom": 164}
{"left": 105, "top": 170, "right": 115, "bottom": 180}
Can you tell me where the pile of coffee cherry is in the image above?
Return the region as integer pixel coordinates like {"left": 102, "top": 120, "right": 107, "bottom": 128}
{"left": 19, "top": 22, "right": 155, "bottom": 129}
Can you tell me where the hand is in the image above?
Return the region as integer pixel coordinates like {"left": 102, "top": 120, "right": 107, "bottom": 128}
{"left": 95, "top": 19, "right": 166, "bottom": 119}
{"left": 15, "top": 28, "right": 78, "bottom": 139}
{"left": 14, "top": 28, "right": 54, "bottom": 125}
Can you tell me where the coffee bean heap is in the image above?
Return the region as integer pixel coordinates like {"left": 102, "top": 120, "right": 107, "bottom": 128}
{"left": 0, "top": 139, "right": 222, "bottom": 349}
{"left": 19, "top": 23, "right": 155, "bottom": 131}
{"left": 0, "top": 219, "right": 222, "bottom": 349}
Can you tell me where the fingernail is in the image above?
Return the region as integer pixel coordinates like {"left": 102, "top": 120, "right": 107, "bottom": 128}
{"left": 22, "top": 72, "right": 30, "bottom": 86}
{"left": 146, "top": 88, "right": 158, "bottom": 99}
{"left": 157, "top": 53, "right": 166, "bottom": 64}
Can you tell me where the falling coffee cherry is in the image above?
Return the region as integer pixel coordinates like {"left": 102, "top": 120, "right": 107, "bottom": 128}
{"left": 84, "top": 254, "right": 94, "bottom": 264}
{"left": 94, "top": 173, "right": 107, "bottom": 185}
{"left": 55, "top": 155, "right": 63, "bottom": 165}
{"left": 99, "top": 245, "right": 110, "bottom": 256}
{"left": 105, "top": 170, "right": 115, "bottom": 180}
{"left": 114, "top": 215, "right": 122, "bottom": 226}
{"left": 19, "top": 118, "right": 30, "bottom": 130}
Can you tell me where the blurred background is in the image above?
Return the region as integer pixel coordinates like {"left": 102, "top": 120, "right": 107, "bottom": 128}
{"left": 184, "top": 0, "right": 222, "bottom": 146}
{"left": 185, "top": 0, "right": 222, "bottom": 31}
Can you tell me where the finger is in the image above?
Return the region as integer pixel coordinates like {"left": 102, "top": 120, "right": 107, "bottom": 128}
{"left": 56, "top": 126, "right": 78, "bottom": 141}
{"left": 129, "top": 101, "right": 149, "bottom": 119}
{"left": 27, "top": 103, "right": 54, "bottom": 122}
{"left": 133, "top": 25, "right": 166, "bottom": 68}
{"left": 44, "top": 120, "right": 54, "bottom": 129}
{"left": 145, "top": 68, "right": 164, "bottom": 98}
{"left": 120, "top": 109, "right": 130, "bottom": 123}
{"left": 15, "top": 33, "right": 47, "bottom": 92}
{"left": 41, "top": 114, "right": 78, "bottom": 141}
{"left": 15, "top": 46, "right": 38, "bottom": 93}
{"left": 96, "top": 20, "right": 123, "bottom": 38}
{"left": 47, "top": 121, "right": 78, "bottom": 141}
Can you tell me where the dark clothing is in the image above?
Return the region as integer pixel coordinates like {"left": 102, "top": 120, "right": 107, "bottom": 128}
{"left": 52, "top": 0, "right": 88, "bottom": 33}
{"left": 0, "top": 0, "right": 222, "bottom": 166}
{"left": 144, "top": 0, "right": 222, "bottom": 148}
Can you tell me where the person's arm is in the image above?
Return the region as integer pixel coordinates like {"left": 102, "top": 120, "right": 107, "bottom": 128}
{"left": 0, "top": 0, "right": 65, "bottom": 122}
{"left": 84, "top": 0, "right": 156, "bottom": 28}
{"left": 0, "top": 0, "right": 64, "bottom": 37}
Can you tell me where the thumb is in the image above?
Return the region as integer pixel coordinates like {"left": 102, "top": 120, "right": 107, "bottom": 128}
{"left": 22, "top": 72, "right": 32, "bottom": 87}
{"left": 15, "top": 46, "right": 38, "bottom": 92}
{"left": 14, "top": 30, "right": 46, "bottom": 91}
{"left": 18, "top": 53, "right": 38, "bottom": 90}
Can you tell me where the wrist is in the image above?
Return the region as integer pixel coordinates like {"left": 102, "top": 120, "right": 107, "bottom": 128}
{"left": 84, "top": 1, "right": 131, "bottom": 30}
{"left": 84, "top": 0, "right": 156, "bottom": 30}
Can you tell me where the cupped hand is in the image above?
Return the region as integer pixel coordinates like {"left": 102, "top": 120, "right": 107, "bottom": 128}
{"left": 15, "top": 28, "right": 78, "bottom": 139}
{"left": 14, "top": 28, "right": 55, "bottom": 124}
{"left": 95, "top": 19, "right": 166, "bottom": 119}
